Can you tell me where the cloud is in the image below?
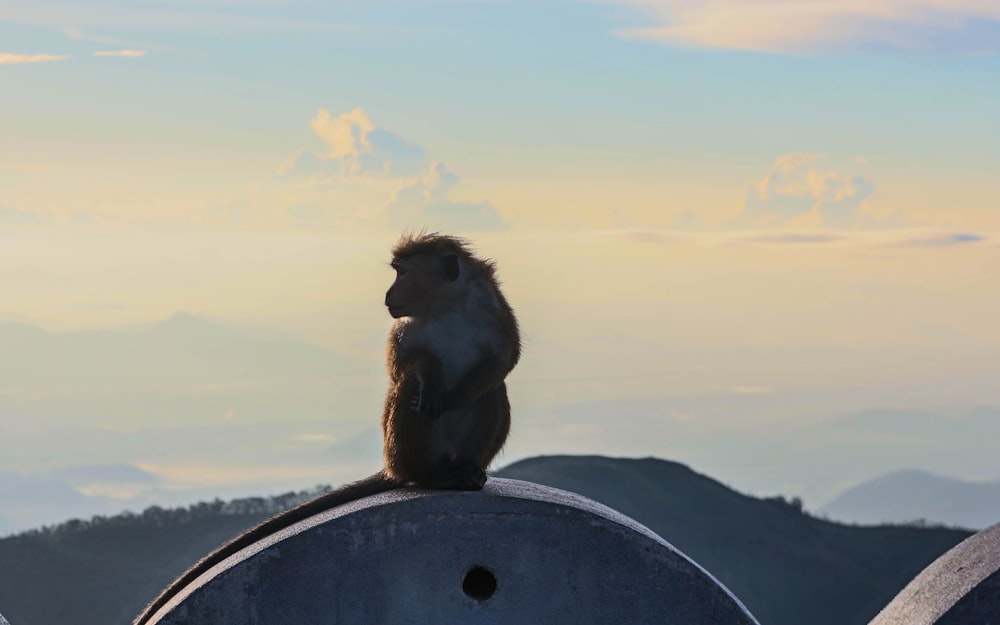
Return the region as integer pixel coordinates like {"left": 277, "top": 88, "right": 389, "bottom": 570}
{"left": 610, "top": 227, "right": 995, "bottom": 248}
{"left": 897, "top": 232, "right": 987, "bottom": 247}
{"left": 741, "top": 153, "right": 876, "bottom": 228}
{"left": 63, "top": 27, "right": 125, "bottom": 45}
{"left": 94, "top": 50, "right": 147, "bottom": 57}
{"left": 279, "top": 108, "right": 428, "bottom": 179}
{"left": 312, "top": 108, "right": 374, "bottom": 161}
{"left": 387, "top": 161, "right": 506, "bottom": 231}
{"left": 0, "top": 202, "right": 43, "bottom": 225}
{"left": 0, "top": 53, "right": 69, "bottom": 65}
{"left": 273, "top": 108, "right": 506, "bottom": 231}
{"left": 275, "top": 149, "right": 329, "bottom": 179}
{"left": 615, "top": 1, "right": 1000, "bottom": 54}
{"left": 136, "top": 461, "right": 329, "bottom": 490}
{"left": 737, "top": 232, "right": 846, "bottom": 245}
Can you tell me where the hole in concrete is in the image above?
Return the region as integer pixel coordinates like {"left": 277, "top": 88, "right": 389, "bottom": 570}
{"left": 462, "top": 565, "right": 497, "bottom": 601}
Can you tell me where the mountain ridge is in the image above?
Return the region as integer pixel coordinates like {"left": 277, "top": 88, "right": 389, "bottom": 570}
{"left": 819, "top": 468, "right": 1000, "bottom": 529}
{"left": 0, "top": 454, "right": 971, "bottom": 625}
{"left": 0, "top": 312, "right": 353, "bottom": 393}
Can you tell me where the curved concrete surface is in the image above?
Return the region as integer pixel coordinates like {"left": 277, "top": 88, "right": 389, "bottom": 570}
{"left": 146, "top": 478, "right": 760, "bottom": 625}
{"left": 869, "top": 520, "right": 1000, "bottom": 625}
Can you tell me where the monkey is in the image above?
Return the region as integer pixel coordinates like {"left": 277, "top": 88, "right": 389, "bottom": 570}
{"left": 381, "top": 232, "right": 520, "bottom": 489}
{"left": 133, "top": 232, "right": 519, "bottom": 625}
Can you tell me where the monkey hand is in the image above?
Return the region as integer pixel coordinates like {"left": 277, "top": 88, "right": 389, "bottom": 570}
{"left": 409, "top": 377, "right": 445, "bottom": 421}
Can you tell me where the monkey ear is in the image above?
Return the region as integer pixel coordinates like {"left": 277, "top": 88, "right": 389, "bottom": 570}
{"left": 443, "top": 254, "right": 460, "bottom": 281}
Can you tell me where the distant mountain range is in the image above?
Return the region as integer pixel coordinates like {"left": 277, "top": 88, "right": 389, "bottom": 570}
{"left": 819, "top": 469, "right": 1000, "bottom": 529}
{"left": 0, "top": 313, "right": 384, "bottom": 535}
{"left": 0, "top": 312, "right": 355, "bottom": 393}
{"left": 4, "top": 312, "right": 1000, "bottom": 535}
{"left": 0, "top": 455, "right": 970, "bottom": 625}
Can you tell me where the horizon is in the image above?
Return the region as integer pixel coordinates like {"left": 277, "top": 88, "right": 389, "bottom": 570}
{"left": 3, "top": 0, "right": 999, "bottom": 535}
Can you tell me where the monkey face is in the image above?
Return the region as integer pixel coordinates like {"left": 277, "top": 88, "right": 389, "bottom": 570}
{"left": 385, "top": 253, "right": 462, "bottom": 318}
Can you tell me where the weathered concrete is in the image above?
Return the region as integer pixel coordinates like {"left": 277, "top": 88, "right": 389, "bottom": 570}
{"left": 869, "top": 520, "right": 1000, "bottom": 625}
{"left": 147, "top": 478, "right": 759, "bottom": 624}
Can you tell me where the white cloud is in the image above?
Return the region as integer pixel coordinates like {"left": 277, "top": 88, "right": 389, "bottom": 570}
{"left": 387, "top": 161, "right": 506, "bottom": 232}
{"left": 274, "top": 108, "right": 506, "bottom": 231}
{"left": 615, "top": 0, "right": 1000, "bottom": 53}
{"left": 0, "top": 53, "right": 69, "bottom": 65}
{"left": 741, "top": 153, "right": 876, "bottom": 228}
{"left": 620, "top": 227, "right": 996, "bottom": 248}
{"left": 312, "top": 108, "right": 374, "bottom": 161}
{"left": 279, "top": 108, "right": 428, "bottom": 179}
{"left": 94, "top": 50, "right": 147, "bottom": 57}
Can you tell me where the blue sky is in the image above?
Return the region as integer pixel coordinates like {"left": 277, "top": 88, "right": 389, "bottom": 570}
{"left": 6, "top": 1, "right": 1000, "bottom": 185}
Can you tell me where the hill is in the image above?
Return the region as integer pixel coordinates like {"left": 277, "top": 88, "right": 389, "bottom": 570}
{"left": 819, "top": 468, "right": 1000, "bottom": 529}
{"left": 0, "top": 489, "right": 324, "bottom": 625}
{"left": 495, "top": 456, "right": 969, "bottom": 625}
{"left": 0, "top": 456, "right": 971, "bottom": 625}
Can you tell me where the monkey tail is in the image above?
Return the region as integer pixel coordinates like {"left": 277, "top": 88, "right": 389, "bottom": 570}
{"left": 134, "top": 471, "right": 403, "bottom": 625}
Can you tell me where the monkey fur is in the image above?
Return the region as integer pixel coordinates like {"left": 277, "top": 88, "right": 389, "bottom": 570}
{"left": 133, "top": 233, "right": 519, "bottom": 624}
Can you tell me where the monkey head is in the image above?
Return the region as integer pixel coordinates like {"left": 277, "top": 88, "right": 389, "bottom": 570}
{"left": 385, "top": 252, "right": 464, "bottom": 319}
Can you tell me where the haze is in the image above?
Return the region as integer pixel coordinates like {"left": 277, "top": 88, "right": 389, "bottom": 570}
{"left": 2, "top": 0, "right": 999, "bottom": 534}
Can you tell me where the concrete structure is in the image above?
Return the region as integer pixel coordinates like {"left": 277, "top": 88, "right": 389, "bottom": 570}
{"left": 0, "top": 612, "right": 8, "bottom": 625}
{"left": 869, "top": 520, "right": 1000, "bottom": 625}
{"left": 147, "top": 478, "right": 760, "bottom": 624}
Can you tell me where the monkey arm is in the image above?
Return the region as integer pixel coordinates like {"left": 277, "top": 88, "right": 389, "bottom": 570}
{"left": 403, "top": 349, "right": 447, "bottom": 420}
{"left": 442, "top": 352, "right": 513, "bottom": 411}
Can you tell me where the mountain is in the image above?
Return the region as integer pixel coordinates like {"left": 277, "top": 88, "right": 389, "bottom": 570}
{"left": 772, "top": 406, "right": 1000, "bottom": 504}
{"left": 0, "top": 472, "right": 113, "bottom": 538}
{"left": 0, "top": 455, "right": 969, "bottom": 625}
{"left": 0, "top": 488, "right": 325, "bottom": 625}
{"left": 0, "top": 464, "right": 163, "bottom": 536}
{"left": 819, "top": 469, "right": 1000, "bottom": 529}
{"left": 495, "top": 456, "right": 970, "bottom": 625}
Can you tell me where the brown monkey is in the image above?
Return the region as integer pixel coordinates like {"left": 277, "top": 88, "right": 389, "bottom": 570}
{"left": 382, "top": 232, "right": 519, "bottom": 489}
{"left": 134, "top": 232, "right": 519, "bottom": 625}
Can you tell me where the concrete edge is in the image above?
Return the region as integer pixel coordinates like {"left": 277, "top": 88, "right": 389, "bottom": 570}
{"left": 153, "top": 478, "right": 759, "bottom": 624}
{"left": 869, "top": 519, "right": 1000, "bottom": 624}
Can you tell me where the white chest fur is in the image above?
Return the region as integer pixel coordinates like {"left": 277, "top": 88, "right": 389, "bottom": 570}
{"left": 397, "top": 281, "right": 500, "bottom": 389}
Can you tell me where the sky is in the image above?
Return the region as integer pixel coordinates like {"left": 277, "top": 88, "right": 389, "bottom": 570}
{"left": 2, "top": 0, "right": 1000, "bottom": 533}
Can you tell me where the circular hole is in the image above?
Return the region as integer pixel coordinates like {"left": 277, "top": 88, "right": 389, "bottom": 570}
{"left": 462, "top": 565, "right": 497, "bottom": 601}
